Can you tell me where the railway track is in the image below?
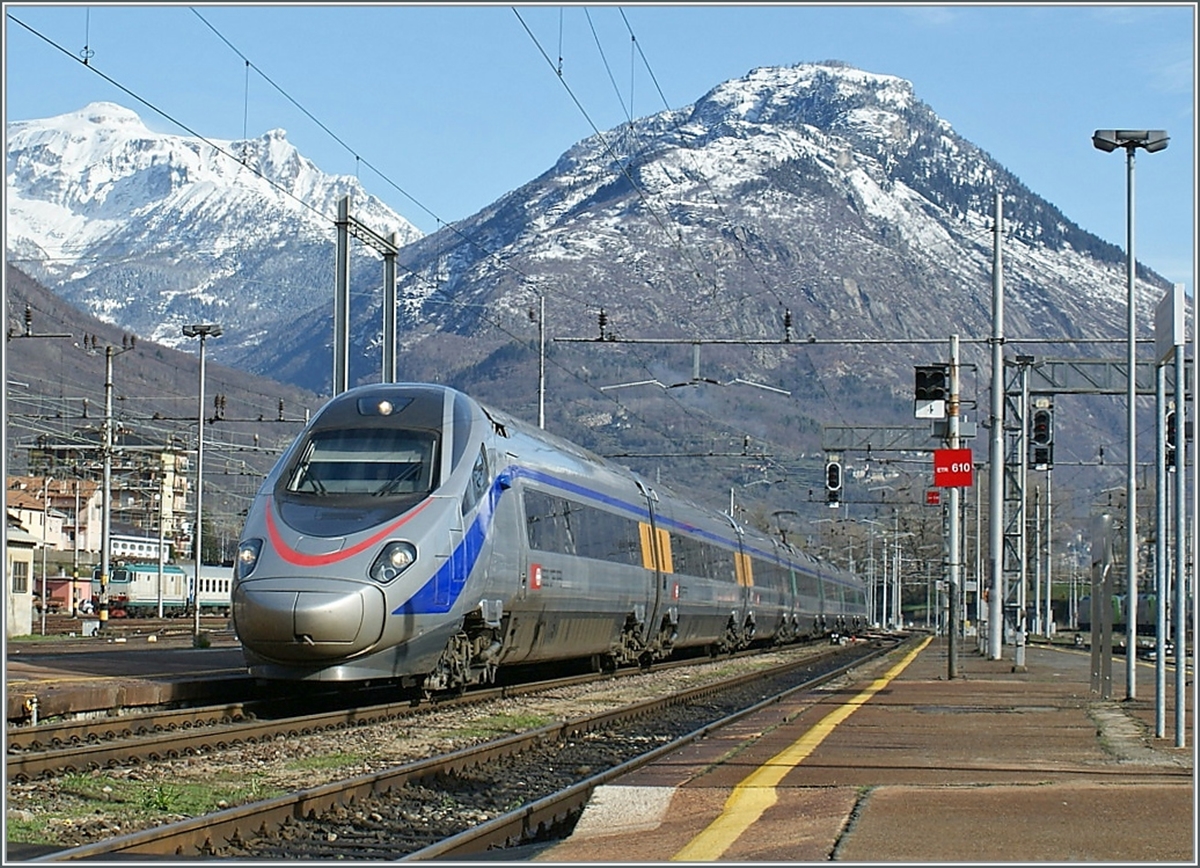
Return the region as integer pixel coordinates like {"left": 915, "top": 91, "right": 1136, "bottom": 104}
{"left": 6, "top": 639, "right": 849, "bottom": 782}
{"left": 23, "top": 636, "right": 904, "bottom": 861}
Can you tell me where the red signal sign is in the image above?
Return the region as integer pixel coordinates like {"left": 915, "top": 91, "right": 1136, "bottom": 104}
{"left": 933, "top": 448, "right": 973, "bottom": 487}
{"left": 926, "top": 489, "right": 941, "bottom": 506}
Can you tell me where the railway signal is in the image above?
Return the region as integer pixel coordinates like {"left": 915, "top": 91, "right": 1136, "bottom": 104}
{"left": 1030, "top": 397, "right": 1054, "bottom": 469}
{"left": 825, "top": 459, "right": 843, "bottom": 507}
{"left": 914, "top": 364, "right": 948, "bottom": 419}
{"left": 1165, "top": 408, "right": 1177, "bottom": 467}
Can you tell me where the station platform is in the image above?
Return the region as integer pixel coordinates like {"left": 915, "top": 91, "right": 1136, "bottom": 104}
{"left": 535, "top": 636, "right": 1195, "bottom": 863}
{"left": 5, "top": 633, "right": 254, "bottom": 723}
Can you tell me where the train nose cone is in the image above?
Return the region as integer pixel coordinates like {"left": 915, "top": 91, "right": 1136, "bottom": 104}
{"left": 233, "top": 579, "right": 386, "bottom": 661}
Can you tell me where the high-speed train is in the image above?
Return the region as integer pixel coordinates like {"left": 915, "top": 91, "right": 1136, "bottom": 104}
{"left": 231, "top": 383, "right": 867, "bottom": 690}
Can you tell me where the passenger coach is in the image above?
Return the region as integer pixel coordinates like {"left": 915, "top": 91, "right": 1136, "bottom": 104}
{"left": 232, "top": 383, "right": 866, "bottom": 690}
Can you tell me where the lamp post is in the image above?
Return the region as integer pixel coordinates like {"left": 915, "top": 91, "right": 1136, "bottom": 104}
{"left": 96, "top": 342, "right": 133, "bottom": 628}
{"left": 41, "top": 476, "right": 53, "bottom": 635}
{"left": 155, "top": 490, "right": 165, "bottom": 619}
{"left": 182, "top": 323, "right": 222, "bottom": 640}
{"left": 1092, "top": 129, "right": 1168, "bottom": 701}
{"left": 72, "top": 477, "right": 81, "bottom": 617}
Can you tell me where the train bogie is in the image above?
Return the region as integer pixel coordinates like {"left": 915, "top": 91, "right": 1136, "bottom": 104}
{"left": 231, "top": 384, "right": 868, "bottom": 690}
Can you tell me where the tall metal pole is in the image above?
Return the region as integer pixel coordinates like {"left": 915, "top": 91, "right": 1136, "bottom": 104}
{"left": 193, "top": 333, "right": 207, "bottom": 638}
{"left": 892, "top": 511, "right": 901, "bottom": 629}
{"left": 948, "top": 334, "right": 960, "bottom": 678}
{"left": 72, "top": 480, "right": 80, "bottom": 617}
{"left": 1046, "top": 468, "right": 1054, "bottom": 634}
{"left": 538, "top": 293, "right": 546, "bottom": 429}
{"left": 975, "top": 474, "right": 983, "bottom": 652}
{"left": 1185, "top": 286, "right": 1195, "bottom": 753}
{"left": 879, "top": 529, "right": 888, "bottom": 628}
{"left": 99, "top": 346, "right": 114, "bottom": 628}
{"left": 1124, "top": 145, "right": 1139, "bottom": 700}
{"left": 1015, "top": 363, "right": 1030, "bottom": 670}
{"left": 382, "top": 231, "right": 399, "bottom": 384}
{"left": 987, "top": 193, "right": 1005, "bottom": 659}
{"left": 334, "top": 195, "right": 351, "bottom": 396}
{"left": 1093, "top": 129, "right": 1169, "bottom": 694}
{"left": 867, "top": 522, "right": 877, "bottom": 626}
{"left": 157, "top": 483, "right": 166, "bottom": 619}
{"left": 183, "top": 324, "right": 221, "bottom": 639}
{"left": 41, "top": 476, "right": 52, "bottom": 635}
{"left": 1172, "top": 340, "right": 1186, "bottom": 747}
{"left": 1155, "top": 361, "right": 1167, "bottom": 738}
{"left": 1034, "top": 485, "right": 1042, "bottom": 636}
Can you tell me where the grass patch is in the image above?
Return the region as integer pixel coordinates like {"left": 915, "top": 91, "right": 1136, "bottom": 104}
{"left": 284, "top": 752, "right": 364, "bottom": 772}
{"left": 443, "top": 712, "right": 553, "bottom": 739}
{"left": 7, "top": 632, "right": 77, "bottom": 643}
{"left": 4, "top": 816, "right": 49, "bottom": 844}
{"left": 6, "top": 772, "right": 285, "bottom": 845}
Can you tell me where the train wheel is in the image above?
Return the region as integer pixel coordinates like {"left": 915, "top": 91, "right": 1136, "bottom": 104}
{"left": 424, "top": 632, "right": 473, "bottom": 693}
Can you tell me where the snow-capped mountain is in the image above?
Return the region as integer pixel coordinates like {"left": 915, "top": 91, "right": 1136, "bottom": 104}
{"left": 7, "top": 65, "right": 1173, "bottom": 491}
{"left": 6, "top": 101, "right": 422, "bottom": 351}
{"left": 245, "top": 62, "right": 1165, "bottom": 417}
{"left": 382, "top": 62, "right": 1144, "bottom": 343}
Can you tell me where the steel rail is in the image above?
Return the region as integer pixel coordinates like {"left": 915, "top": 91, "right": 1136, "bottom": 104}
{"left": 6, "top": 641, "right": 836, "bottom": 781}
{"left": 7, "top": 703, "right": 253, "bottom": 753}
{"left": 27, "top": 639, "right": 900, "bottom": 861}
{"left": 400, "top": 638, "right": 902, "bottom": 860}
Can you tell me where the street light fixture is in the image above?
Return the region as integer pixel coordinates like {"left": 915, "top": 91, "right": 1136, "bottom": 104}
{"left": 182, "top": 323, "right": 222, "bottom": 641}
{"left": 1092, "top": 128, "right": 1168, "bottom": 701}
{"left": 1091, "top": 129, "right": 1169, "bottom": 154}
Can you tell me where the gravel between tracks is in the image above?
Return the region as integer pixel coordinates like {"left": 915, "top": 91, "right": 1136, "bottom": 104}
{"left": 6, "top": 644, "right": 855, "bottom": 849}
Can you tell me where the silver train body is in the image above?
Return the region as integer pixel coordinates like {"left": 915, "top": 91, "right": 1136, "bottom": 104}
{"left": 232, "top": 384, "right": 867, "bottom": 688}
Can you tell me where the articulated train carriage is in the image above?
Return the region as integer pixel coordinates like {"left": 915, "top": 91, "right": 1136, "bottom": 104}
{"left": 232, "top": 383, "right": 867, "bottom": 690}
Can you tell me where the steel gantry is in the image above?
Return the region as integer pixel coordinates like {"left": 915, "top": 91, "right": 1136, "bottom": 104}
{"left": 999, "top": 355, "right": 1191, "bottom": 672}
{"left": 333, "top": 194, "right": 403, "bottom": 394}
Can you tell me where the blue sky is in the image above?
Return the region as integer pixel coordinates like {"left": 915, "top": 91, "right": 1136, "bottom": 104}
{"left": 4, "top": 2, "right": 1196, "bottom": 296}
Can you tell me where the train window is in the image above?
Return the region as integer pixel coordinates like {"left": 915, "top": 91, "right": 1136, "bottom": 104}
{"left": 285, "top": 429, "right": 438, "bottom": 496}
{"left": 668, "top": 532, "right": 738, "bottom": 582}
{"left": 573, "top": 504, "right": 641, "bottom": 565}
{"left": 754, "top": 557, "right": 789, "bottom": 591}
{"left": 823, "top": 581, "right": 844, "bottom": 609}
{"left": 524, "top": 489, "right": 641, "bottom": 566}
{"left": 462, "top": 446, "right": 490, "bottom": 514}
{"left": 525, "top": 489, "right": 575, "bottom": 554}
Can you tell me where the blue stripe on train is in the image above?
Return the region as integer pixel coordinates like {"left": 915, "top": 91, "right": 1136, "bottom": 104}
{"left": 392, "top": 466, "right": 854, "bottom": 616}
{"left": 391, "top": 466, "right": 652, "bottom": 616}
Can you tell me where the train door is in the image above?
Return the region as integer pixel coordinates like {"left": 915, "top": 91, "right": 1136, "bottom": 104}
{"left": 636, "top": 480, "right": 668, "bottom": 655}
{"left": 786, "top": 548, "right": 800, "bottom": 633}
{"left": 733, "top": 534, "right": 755, "bottom": 646}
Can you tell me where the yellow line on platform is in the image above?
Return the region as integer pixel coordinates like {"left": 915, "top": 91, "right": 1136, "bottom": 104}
{"left": 671, "top": 636, "right": 933, "bottom": 862}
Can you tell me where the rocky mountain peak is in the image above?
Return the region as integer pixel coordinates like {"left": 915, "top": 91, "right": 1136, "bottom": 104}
{"left": 6, "top": 64, "right": 1174, "bottom": 514}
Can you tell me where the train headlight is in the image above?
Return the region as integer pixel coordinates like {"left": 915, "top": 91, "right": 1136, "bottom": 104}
{"left": 370, "top": 541, "right": 417, "bottom": 583}
{"left": 235, "top": 539, "right": 263, "bottom": 580}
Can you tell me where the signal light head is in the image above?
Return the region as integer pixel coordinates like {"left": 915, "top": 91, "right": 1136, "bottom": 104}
{"left": 1031, "top": 409, "right": 1053, "bottom": 445}
{"left": 825, "top": 461, "right": 842, "bottom": 491}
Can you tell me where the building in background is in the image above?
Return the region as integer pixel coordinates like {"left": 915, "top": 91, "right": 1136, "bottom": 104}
{"left": 6, "top": 510, "right": 38, "bottom": 637}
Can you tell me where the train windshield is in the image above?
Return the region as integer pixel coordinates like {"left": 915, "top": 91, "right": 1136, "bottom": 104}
{"left": 285, "top": 428, "right": 438, "bottom": 497}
